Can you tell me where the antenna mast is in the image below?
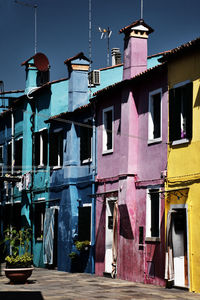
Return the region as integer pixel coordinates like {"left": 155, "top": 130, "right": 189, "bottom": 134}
{"left": 141, "top": 0, "right": 143, "bottom": 19}
{"left": 89, "top": 0, "right": 92, "bottom": 97}
{"left": 15, "top": 0, "right": 38, "bottom": 54}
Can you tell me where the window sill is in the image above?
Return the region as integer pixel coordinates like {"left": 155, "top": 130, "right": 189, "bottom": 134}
{"left": 145, "top": 237, "right": 160, "bottom": 243}
{"left": 148, "top": 138, "right": 162, "bottom": 145}
{"left": 52, "top": 166, "right": 62, "bottom": 170}
{"left": 102, "top": 149, "right": 113, "bottom": 155}
{"left": 36, "top": 165, "right": 47, "bottom": 169}
{"left": 81, "top": 158, "right": 92, "bottom": 165}
{"left": 36, "top": 237, "right": 43, "bottom": 242}
{"left": 172, "top": 138, "right": 190, "bottom": 146}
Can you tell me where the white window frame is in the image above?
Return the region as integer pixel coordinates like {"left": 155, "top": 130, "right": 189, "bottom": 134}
{"left": 82, "top": 203, "right": 92, "bottom": 243}
{"left": 102, "top": 106, "right": 114, "bottom": 154}
{"left": 36, "top": 128, "right": 47, "bottom": 168}
{"left": 146, "top": 188, "right": 161, "bottom": 241}
{"left": 51, "top": 130, "right": 63, "bottom": 169}
{"left": 148, "top": 88, "right": 162, "bottom": 144}
{"left": 81, "top": 119, "right": 93, "bottom": 164}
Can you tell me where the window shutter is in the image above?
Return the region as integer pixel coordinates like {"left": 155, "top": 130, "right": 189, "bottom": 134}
{"left": 169, "top": 89, "right": 176, "bottom": 142}
{"left": 35, "top": 133, "right": 40, "bottom": 166}
{"left": 43, "top": 130, "right": 48, "bottom": 166}
{"left": 185, "top": 82, "right": 193, "bottom": 140}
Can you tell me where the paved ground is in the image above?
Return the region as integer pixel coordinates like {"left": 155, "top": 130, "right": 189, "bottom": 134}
{"left": 1, "top": 268, "right": 200, "bottom": 300}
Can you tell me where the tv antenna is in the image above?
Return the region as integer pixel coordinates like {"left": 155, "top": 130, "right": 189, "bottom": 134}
{"left": 99, "top": 27, "right": 112, "bottom": 67}
{"left": 141, "top": 0, "right": 144, "bottom": 19}
{"left": 15, "top": 0, "right": 38, "bottom": 54}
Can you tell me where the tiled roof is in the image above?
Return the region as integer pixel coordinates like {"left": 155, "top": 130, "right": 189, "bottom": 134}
{"left": 64, "top": 52, "right": 90, "bottom": 65}
{"left": 159, "top": 37, "right": 200, "bottom": 62}
{"left": 0, "top": 89, "right": 24, "bottom": 95}
{"left": 92, "top": 63, "right": 165, "bottom": 98}
{"left": 99, "top": 64, "right": 123, "bottom": 71}
{"left": 119, "top": 19, "right": 154, "bottom": 34}
{"left": 45, "top": 102, "right": 92, "bottom": 123}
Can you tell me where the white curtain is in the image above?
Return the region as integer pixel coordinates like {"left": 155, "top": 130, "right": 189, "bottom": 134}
{"left": 43, "top": 207, "right": 55, "bottom": 265}
{"left": 165, "top": 210, "right": 176, "bottom": 281}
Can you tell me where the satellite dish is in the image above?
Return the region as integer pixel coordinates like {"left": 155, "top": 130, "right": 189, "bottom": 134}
{"left": 34, "top": 53, "right": 49, "bottom": 72}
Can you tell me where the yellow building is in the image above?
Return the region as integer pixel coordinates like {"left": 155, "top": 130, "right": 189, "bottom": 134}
{"left": 161, "top": 38, "right": 200, "bottom": 293}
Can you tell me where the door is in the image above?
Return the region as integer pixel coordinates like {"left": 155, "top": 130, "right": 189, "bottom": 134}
{"left": 105, "top": 199, "right": 115, "bottom": 273}
{"left": 172, "top": 209, "right": 188, "bottom": 288}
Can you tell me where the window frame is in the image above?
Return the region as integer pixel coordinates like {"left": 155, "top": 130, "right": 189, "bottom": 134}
{"left": 169, "top": 80, "right": 193, "bottom": 145}
{"left": 102, "top": 106, "right": 114, "bottom": 154}
{"left": 146, "top": 188, "right": 161, "bottom": 241}
{"left": 0, "top": 145, "right": 3, "bottom": 163}
{"left": 35, "top": 129, "right": 48, "bottom": 168}
{"left": 34, "top": 200, "right": 46, "bottom": 241}
{"left": 15, "top": 137, "right": 23, "bottom": 174}
{"left": 0, "top": 145, "right": 3, "bottom": 177}
{"left": 49, "top": 129, "right": 63, "bottom": 169}
{"left": 148, "top": 88, "right": 162, "bottom": 144}
{"left": 78, "top": 203, "right": 92, "bottom": 243}
{"left": 80, "top": 119, "right": 93, "bottom": 164}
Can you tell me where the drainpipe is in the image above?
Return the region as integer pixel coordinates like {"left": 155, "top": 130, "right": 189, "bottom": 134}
{"left": 30, "top": 104, "right": 35, "bottom": 255}
{"left": 10, "top": 110, "right": 15, "bottom": 255}
{"left": 91, "top": 103, "right": 96, "bottom": 274}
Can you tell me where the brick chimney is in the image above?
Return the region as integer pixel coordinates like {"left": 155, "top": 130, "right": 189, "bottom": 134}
{"left": 119, "top": 19, "right": 153, "bottom": 80}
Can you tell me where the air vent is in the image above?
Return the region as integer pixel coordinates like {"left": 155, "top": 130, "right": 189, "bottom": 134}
{"left": 88, "top": 70, "right": 100, "bottom": 86}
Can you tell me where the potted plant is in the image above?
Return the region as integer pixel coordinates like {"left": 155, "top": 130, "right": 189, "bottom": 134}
{"left": 69, "top": 240, "right": 90, "bottom": 273}
{"left": 2, "top": 227, "right": 34, "bottom": 284}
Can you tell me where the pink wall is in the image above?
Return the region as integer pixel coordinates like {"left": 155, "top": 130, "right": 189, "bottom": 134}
{"left": 95, "top": 21, "right": 167, "bottom": 287}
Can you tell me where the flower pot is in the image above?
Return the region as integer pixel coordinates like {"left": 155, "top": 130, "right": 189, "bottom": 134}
{"left": 4, "top": 267, "right": 34, "bottom": 284}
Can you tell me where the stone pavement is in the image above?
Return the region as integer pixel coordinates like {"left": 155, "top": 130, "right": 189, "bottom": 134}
{"left": 1, "top": 268, "right": 200, "bottom": 300}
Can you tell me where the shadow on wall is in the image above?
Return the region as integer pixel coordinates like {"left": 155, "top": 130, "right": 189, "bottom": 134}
{"left": 118, "top": 204, "right": 134, "bottom": 240}
{"left": 95, "top": 200, "right": 106, "bottom": 263}
{"left": 0, "top": 292, "right": 44, "bottom": 300}
{"left": 146, "top": 201, "right": 165, "bottom": 281}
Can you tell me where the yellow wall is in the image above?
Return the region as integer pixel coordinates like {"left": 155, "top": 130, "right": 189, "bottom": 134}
{"left": 166, "top": 49, "right": 200, "bottom": 293}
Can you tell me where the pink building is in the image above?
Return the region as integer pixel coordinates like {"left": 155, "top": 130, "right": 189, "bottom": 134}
{"left": 93, "top": 19, "right": 168, "bottom": 286}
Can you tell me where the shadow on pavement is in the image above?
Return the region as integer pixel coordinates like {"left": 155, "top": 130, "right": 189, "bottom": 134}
{"left": 0, "top": 291, "right": 44, "bottom": 300}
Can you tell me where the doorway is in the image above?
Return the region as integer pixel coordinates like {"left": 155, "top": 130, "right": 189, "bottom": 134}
{"left": 171, "top": 208, "right": 188, "bottom": 288}
{"left": 105, "top": 198, "right": 117, "bottom": 275}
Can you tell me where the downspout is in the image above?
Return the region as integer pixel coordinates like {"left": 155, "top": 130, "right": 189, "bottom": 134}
{"left": 10, "top": 110, "right": 15, "bottom": 255}
{"left": 91, "top": 103, "right": 96, "bottom": 274}
{"left": 30, "top": 102, "right": 35, "bottom": 255}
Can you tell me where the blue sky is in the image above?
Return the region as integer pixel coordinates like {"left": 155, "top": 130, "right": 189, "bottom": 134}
{"left": 0, "top": 0, "right": 199, "bottom": 91}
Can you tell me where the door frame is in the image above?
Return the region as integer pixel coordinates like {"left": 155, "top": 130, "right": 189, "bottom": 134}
{"left": 105, "top": 196, "right": 118, "bottom": 274}
{"left": 170, "top": 204, "right": 190, "bottom": 288}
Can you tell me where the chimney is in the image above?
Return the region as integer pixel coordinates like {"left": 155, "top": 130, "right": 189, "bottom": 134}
{"left": 64, "top": 52, "right": 90, "bottom": 112}
{"left": 21, "top": 53, "right": 50, "bottom": 94}
{"left": 119, "top": 19, "right": 153, "bottom": 80}
{"left": 111, "top": 48, "right": 122, "bottom": 66}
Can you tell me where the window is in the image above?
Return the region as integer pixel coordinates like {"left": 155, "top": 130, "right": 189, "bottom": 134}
{"left": 7, "top": 142, "right": 11, "bottom": 174}
{"left": 78, "top": 205, "right": 91, "bottom": 242}
{"left": 3, "top": 203, "right": 21, "bottom": 232}
{"left": 15, "top": 138, "right": 23, "bottom": 174}
{"left": 49, "top": 131, "right": 63, "bottom": 168}
{"left": 80, "top": 120, "right": 92, "bottom": 164}
{"left": 146, "top": 189, "right": 160, "bottom": 238}
{"left": 169, "top": 82, "right": 193, "bottom": 144}
{"left": 35, "top": 130, "right": 48, "bottom": 167}
{"left": 35, "top": 202, "right": 45, "bottom": 240}
{"left": 0, "top": 145, "right": 3, "bottom": 163}
{"left": 148, "top": 89, "right": 162, "bottom": 143}
{"left": 103, "top": 106, "right": 114, "bottom": 153}
{"left": 0, "top": 145, "right": 3, "bottom": 177}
